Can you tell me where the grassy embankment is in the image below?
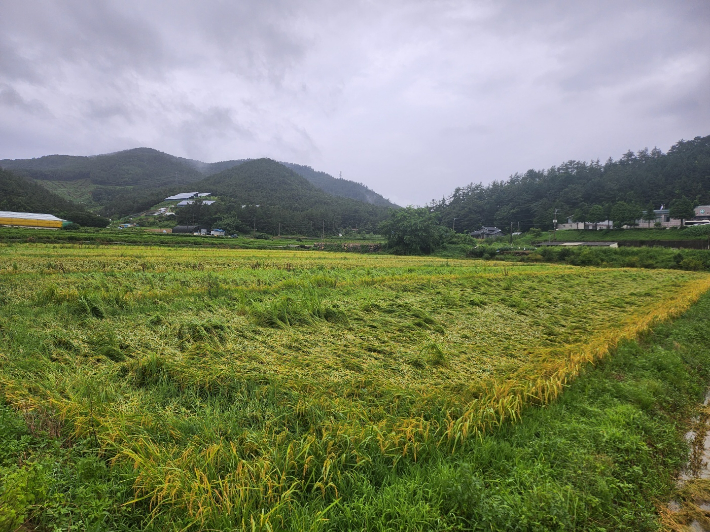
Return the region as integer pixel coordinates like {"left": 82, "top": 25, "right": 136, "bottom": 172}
{"left": 554, "top": 228, "right": 710, "bottom": 242}
{"left": 469, "top": 244, "right": 710, "bottom": 272}
{"left": 1, "top": 245, "right": 710, "bottom": 530}
{"left": 0, "top": 227, "right": 382, "bottom": 250}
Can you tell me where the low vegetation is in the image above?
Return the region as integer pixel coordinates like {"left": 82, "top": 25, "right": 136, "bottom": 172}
{"left": 1, "top": 244, "right": 710, "bottom": 529}
{"left": 554, "top": 226, "right": 710, "bottom": 241}
{"left": 468, "top": 242, "right": 710, "bottom": 271}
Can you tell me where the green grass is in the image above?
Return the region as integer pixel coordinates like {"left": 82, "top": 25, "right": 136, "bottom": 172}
{"left": 469, "top": 242, "right": 710, "bottom": 271}
{"left": 554, "top": 228, "right": 710, "bottom": 241}
{"left": 1, "top": 244, "right": 710, "bottom": 530}
{"left": 31, "top": 179, "right": 100, "bottom": 209}
{"left": 0, "top": 227, "right": 384, "bottom": 250}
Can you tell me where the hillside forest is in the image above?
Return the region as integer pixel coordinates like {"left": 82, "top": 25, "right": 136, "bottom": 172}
{"left": 1, "top": 135, "right": 710, "bottom": 237}
{"left": 0, "top": 148, "right": 395, "bottom": 219}
{"left": 433, "top": 135, "right": 710, "bottom": 233}
{"left": 173, "top": 159, "right": 392, "bottom": 235}
{"left": 0, "top": 168, "right": 109, "bottom": 227}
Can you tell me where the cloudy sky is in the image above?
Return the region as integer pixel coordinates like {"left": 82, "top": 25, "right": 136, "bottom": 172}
{"left": 1, "top": 1, "right": 709, "bottom": 206}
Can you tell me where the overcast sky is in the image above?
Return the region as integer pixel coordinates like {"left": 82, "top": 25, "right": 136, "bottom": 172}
{"left": 1, "top": 1, "right": 709, "bottom": 206}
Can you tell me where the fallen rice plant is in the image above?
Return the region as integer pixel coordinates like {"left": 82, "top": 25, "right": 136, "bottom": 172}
{"left": 1, "top": 244, "right": 710, "bottom": 529}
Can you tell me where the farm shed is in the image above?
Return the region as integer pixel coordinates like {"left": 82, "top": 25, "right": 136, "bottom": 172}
{"left": 165, "top": 192, "right": 212, "bottom": 201}
{"left": 470, "top": 227, "right": 503, "bottom": 239}
{"left": 172, "top": 225, "right": 201, "bottom": 234}
{"left": 0, "top": 211, "right": 69, "bottom": 229}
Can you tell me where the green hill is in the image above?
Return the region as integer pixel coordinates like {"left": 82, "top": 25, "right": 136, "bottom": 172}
{"left": 0, "top": 168, "right": 109, "bottom": 227}
{"left": 280, "top": 163, "right": 396, "bottom": 207}
{"left": 0, "top": 148, "right": 203, "bottom": 187}
{"left": 179, "top": 159, "right": 392, "bottom": 235}
{"left": 186, "top": 158, "right": 396, "bottom": 206}
{"left": 434, "top": 134, "right": 710, "bottom": 233}
{"left": 1, "top": 148, "right": 397, "bottom": 218}
{"left": 0, "top": 148, "right": 205, "bottom": 218}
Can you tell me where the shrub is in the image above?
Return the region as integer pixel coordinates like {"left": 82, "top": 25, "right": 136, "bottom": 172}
{"left": 60, "top": 222, "right": 81, "bottom": 231}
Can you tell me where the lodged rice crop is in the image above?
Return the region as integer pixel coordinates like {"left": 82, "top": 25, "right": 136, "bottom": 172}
{"left": 1, "top": 243, "right": 709, "bottom": 530}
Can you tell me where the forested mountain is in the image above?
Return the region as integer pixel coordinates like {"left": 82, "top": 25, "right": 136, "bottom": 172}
{"left": 279, "top": 163, "right": 396, "bottom": 207}
{"left": 0, "top": 168, "right": 109, "bottom": 227}
{"left": 185, "top": 159, "right": 396, "bottom": 206}
{"left": 0, "top": 148, "right": 397, "bottom": 218}
{"left": 176, "top": 159, "right": 391, "bottom": 235}
{"left": 185, "top": 158, "right": 248, "bottom": 175}
{"left": 1, "top": 148, "right": 202, "bottom": 187}
{"left": 434, "top": 135, "right": 710, "bottom": 233}
{"left": 0, "top": 148, "right": 204, "bottom": 217}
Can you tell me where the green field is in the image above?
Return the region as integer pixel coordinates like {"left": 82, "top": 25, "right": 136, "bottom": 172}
{"left": 2, "top": 244, "right": 710, "bottom": 530}
{"left": 0, "top": 227, "right": 383, "bottom": 250}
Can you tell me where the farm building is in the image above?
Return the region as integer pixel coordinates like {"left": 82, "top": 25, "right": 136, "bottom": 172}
{"left": 0, "top": 211, "right": 70, "bottom": 229}
{"left": 165, "top": 192, "right": 212, "bottom": 201}
{"left": 172, "top": 225, "right": 201, "bottom": 234}
{"left": 470, "top": 227, "right": 503, "bottom": 239}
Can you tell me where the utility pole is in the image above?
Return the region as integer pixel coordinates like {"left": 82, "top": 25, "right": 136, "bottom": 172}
{"left": 322, "top": 220, "right": 325, "bottom": 240}
{"left": 452, "top": 217, "right": 457, "bottom": 232}
{"left": 278, "top": 222, "right": 281, "bottom": 237}
{"left": 510, "top": 221, "right": 513, "bottom": 244}
{"left": 553, "top": 209, "right": 558, "bottom": 241}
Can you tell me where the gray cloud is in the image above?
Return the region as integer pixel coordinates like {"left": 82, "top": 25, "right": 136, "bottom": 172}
{"left": 174, "top": 105, "right": 255, "bottom": 160}
{"left": 0, "top": 84, "right": 51, "bottom": 116}
{"left": 0, "top": 0, "right": 708, "bottom": 205}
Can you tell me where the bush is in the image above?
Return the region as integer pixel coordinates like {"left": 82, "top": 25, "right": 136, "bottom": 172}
{"left": 684, "top": 224, "right": 710, "bottom": 237}
{"left": 60, "top": 222, "right": 81, "bottom": 231}
{"left": 680, "top": 258, "right": 704, "bottom": 271}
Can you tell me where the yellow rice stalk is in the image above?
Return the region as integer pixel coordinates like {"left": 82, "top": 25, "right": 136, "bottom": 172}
{"left": 443, "top": 275, "right": 710, "bottom": 446}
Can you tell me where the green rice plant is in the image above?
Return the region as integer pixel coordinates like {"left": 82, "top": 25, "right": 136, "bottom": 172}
{"left": 70, "top": 294, "right": 105, "bottom": 319}
{"left": 129, "top": 352, "right": 170, "bottom": 388}
{"left": 176, "top": 320, "right": 227, "bottom": 345}
{"left": 421, "top": 342, "right": 447, "bottom": 367}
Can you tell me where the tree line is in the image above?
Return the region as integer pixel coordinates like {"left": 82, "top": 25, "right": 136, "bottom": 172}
{"left": 431, "top": 135, "right": 710, "bottom": 233}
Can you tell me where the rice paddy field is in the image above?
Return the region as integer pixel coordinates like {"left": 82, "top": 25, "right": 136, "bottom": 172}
{"left": 2, "top": 243, "right": 710, "bottom": 530}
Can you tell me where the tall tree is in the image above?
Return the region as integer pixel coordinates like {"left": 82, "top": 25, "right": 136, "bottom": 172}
{"left": 643, "top": 202, "right": 656, "bottom": 228}
{"left": 379, "top": 207, "right": 450, "bottom": 254}
{"left": 669, "top": 197, "right": 695, "bottom": 227}
{"left": 611, "top": 201, "right": 641, "bottom": 228}
{"left": 588, "top": 204, "right": 605, "bottom": 230}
